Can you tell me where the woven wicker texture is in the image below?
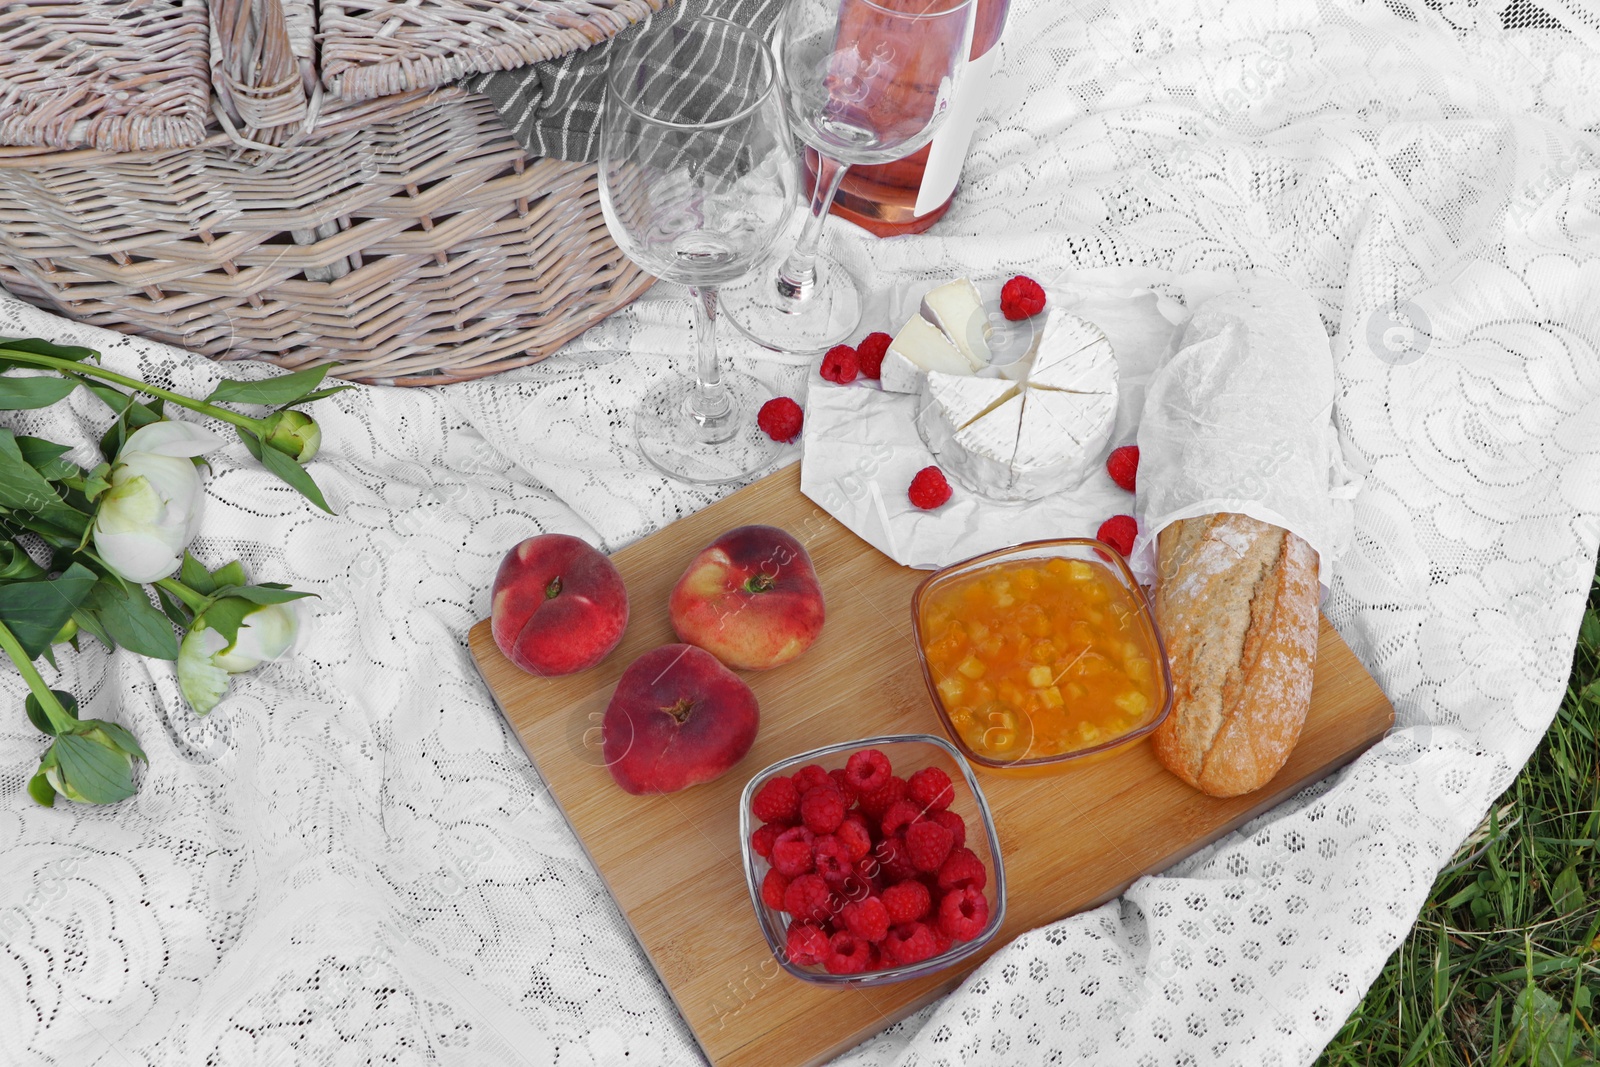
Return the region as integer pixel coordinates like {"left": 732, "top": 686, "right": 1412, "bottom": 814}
{"left": 0, "top": 1, "right": 212, "bottom": 152}
{"left": 0, "top": 0, "right": 659, "bottom": 384}
{"left": 0, "top": 88, "right": 655, "bottom": 385}
{"left": 320, "top": 0, "right": 667, "bottom": 102}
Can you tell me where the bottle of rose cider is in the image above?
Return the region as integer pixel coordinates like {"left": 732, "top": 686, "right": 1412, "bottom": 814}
{"left": 807, "top": 0, "right": 1011, "bottom": 237}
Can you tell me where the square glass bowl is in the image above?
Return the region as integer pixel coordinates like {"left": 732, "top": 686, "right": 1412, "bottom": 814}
{"left": 910, "top": 538, "right": 1174, "bottom": 775}
{"left": 738, "top": 734, "right": 1006, "bottom": 986}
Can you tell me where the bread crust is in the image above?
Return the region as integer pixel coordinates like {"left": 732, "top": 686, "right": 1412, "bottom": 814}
{"left": 1151, "top": 514, "right": 1320, "bottom": 797}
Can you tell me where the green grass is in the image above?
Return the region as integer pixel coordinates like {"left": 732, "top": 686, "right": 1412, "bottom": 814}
{"left": 1318, "top": 567, "right": 1600, "bottom": 1066}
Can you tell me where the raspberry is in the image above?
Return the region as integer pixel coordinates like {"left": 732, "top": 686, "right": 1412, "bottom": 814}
{"left": 801, "top": 786, "right": 847, "bottom": 834}
{"left": 906, "top": 767, "right": 954, "bottom": 812}
{"left": 906, "top": 820, "right": 955, "bottom": 872}
{"left": 855, "top": 332, "right": 892, "bottom": 379}
{"left": 835, "top": 814, "right": 872, "bottom": 862}
{"left": 752, "top": 776, "right": 800, "bottom": 825}
{"left": 792, "top": 764, "right": 832, "bottom": 795}
{"left": 857, "top": 775, "right": 907, "bottom": 820}
{"left": 1000, "top": 274, "right": 1046, "bottom": 320}
{"left": 1097, "top": 514, "right": 1137, "bottom": 558}
{"left": 852, "top": 857, "right": 886, "bottom": 897}
{"left": 1106, "top": 444, "right": 1139, "bottom": 492}
{"left": 771, "top": 826, "right": 816, "bottom": 877}
{"left": 824, "top": 931, "right": 876, "bottom": 975}
{"left": 882, "top": 879, "right": 931, "bottom": 925}
{"left": 756, "top": 397, "right": 804, "bottom": 443}
{"left": 936, "top": 846, "right": 987, "bottom": 892}
{"left": 931, "top": 809, "right": 966, "bottom": 850}
{"left": 813, "top": 834, "right": 854, "bottom": 885}
{"left": 844, "top": 749, "right": 892, "bottom": 793}
{"left": 873, "top": 834, "right": 918, "bottom": 884}
{"left": 784, "top": 873, "right": 837, "bottom": 923}
{"left": 840, "top": 895, "right": 891, "bottom": 943}
{"left": 937, "top": 885, "right": 989, "bottom": 941}
{"left": 785, "top": 921, "right": 830, "bottom": 967}
{"left": 819, "top": 344, "right": 858, "bottom": 384}
{"left": 908, "top": 466, "right": 952, "bottom": 510}
{"left": 828, "top": 767, "right": 859, "bottom": 805}
{"left": 750, "top": 822, "right": 784, "bottom": 859}
{"left": 761, "top": 868, "right": 790, "bottom": 911}
{"left": 880, "top": 799, "right": 923, "bottom": 839}
{"left": 882, "top": 921, "right": 942, "bottom": 966}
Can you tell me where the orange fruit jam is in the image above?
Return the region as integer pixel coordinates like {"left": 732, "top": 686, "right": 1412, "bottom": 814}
{"left": 919, "top": 556, "right": 1163, "bottom": 763}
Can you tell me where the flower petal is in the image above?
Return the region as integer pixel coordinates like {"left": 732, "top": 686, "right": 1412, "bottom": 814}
{"left": 122, "top": 420, "right": 222, "bottom": 459}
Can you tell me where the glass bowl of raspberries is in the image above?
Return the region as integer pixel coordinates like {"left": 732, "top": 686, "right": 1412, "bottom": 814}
{"left": 738, "top": 733, "right": 1006, "bottom": 986}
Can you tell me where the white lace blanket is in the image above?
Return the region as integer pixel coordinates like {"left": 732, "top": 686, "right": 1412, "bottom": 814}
{"left": 4, "top": 0, "right": 1600, "bottom": 1063}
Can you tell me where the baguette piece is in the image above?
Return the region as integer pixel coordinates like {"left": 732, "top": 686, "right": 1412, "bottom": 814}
{"left": 1151, "top": 513, "right": 1320, "bottom": 797}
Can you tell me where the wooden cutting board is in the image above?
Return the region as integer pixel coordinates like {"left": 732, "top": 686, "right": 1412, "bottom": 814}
{"left": 468, "top": 464, "right": 1393, "bottom": 1067}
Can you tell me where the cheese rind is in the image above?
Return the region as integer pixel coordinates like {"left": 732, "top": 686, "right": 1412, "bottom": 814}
{"left": 918, "top": 388, "right": 1023, "bottom": 497}
{"left": 920, "top": 278, "right": 992, "bottom": 371}
{"left": 923, "top": 372, "right": 1018, "bottom": 431}
{"left": 1007, "top": 389, "right": 1116, "bottom": 495}
{"left": 881, "top": 315, "right": 970, "bottom": 394}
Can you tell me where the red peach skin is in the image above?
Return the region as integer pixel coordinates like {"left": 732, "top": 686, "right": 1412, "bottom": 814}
{"left": 491, "top": 533, "right": 628, "bottom": 676}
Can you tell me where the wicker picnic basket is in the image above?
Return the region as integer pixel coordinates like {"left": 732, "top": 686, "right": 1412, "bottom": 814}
{"left": 0, "top": 0, "right": 662, "bottom": 385}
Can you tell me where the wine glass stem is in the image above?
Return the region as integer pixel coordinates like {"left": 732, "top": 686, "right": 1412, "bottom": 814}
{"left": 688, "top": 285, "right": 732, "bottom": 441}
{"left": 775, "top": 153, "right": 850, "bottom": 302}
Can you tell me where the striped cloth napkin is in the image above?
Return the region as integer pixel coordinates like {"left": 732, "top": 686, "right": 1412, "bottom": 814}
{"left": 470, "top": 0, "right": 786, "bottom": 164}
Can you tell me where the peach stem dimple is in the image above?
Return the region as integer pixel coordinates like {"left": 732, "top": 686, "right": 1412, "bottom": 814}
{"left": 663, "top": 697, "right": 695, "bottom": 723}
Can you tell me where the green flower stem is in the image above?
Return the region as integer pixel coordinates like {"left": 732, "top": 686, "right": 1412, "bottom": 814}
{"left": 0, "top": 348, "right": 268, "bottom": 435}
{"left": 154, "top": 577, "right": 211, "bottom": 615}
{"left": 0, "top": 618, "right": 75, "bottom": 734}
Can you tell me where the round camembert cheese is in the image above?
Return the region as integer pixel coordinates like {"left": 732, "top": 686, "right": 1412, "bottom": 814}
{"left": 915, "top": 311, "right": 1118, "bottom": 502}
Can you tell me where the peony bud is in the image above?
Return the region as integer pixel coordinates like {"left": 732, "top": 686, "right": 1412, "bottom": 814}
{"left": 92, "top": 421, "right": 220, "bottom": 583}
{"left": 177, "top": 601, "right": 300, "bottom": 713}
{"left": 262, "top": 409, "right": 321, "bottom": 464}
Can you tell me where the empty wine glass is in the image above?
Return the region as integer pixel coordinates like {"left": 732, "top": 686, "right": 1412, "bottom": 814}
{"left": 723, "top": 0, "right": 976, "bottom": 357}
{"left": 599, "top": 14, "right": 797, "bottom": 483}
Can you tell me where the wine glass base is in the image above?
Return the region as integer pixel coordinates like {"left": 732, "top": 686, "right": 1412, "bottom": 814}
{"left": 635, "top": 371, "right": 790, "bottom": 485}
{"left": 722, "top": 250, "right": 863, "bottom": 359}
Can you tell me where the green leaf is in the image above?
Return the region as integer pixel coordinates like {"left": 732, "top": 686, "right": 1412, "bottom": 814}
{"left": 1580, "top": 609, "right": 1600, "bottom": 653}
{"left": 1580, "top": 679, "right": 1600, "bottom": 710}
{"left": 236, "top": 426, "right": 264, "bottom": 461}
{"left": 210, "top": 561, "right": 247, "bottom": 590}
{"left": 256, "top": 440, "right": 333, "bottom": 514}
{"left": 0, "top": 541, "right": 44, "bottom": 581}
{"left": 70, "top": 606, "right": 114, "bottom": 651}
{"left": 82, "top": 580, "right": 179, "bottom": 661}
{"left": 0, "top": 374, "right": 77, "bottom": 410}
{"left": 0, "top": 430, "right": 85, "bottom": 528}
{"left": 197, "top": 596, "right": 257, "bottom": 648}
{"left": 209, "top": 583, "right": 315, "bottom": 605}
{"left": 1552, "top": 864, "right": 1584, "bottom": 917}
{"left": 89, "top": 720, "right": 145, "bottom": 761}
{"left": 0, "top": 563, "right": 97, "bottom": 659}
{"left": 51, "top": 729, "right": 137, "bottom": 804}
{"left": 27, "top": 767, "right": 56, "bottom": 807}
{"left": 206, "top": 364, "right": 330, "bottom": 407}
{"left": 287, "top": 385, "right": 354, "bottom": 405}
{"left": 15, "top": 436, "right": 77, "bottom": 481}
{"left": 0, "top": 337, "right": 98, "bottom": 365}
{"left": 154, "top": 585, "right": 191, "bottom": 628}
{"left": 179, "top": 552, "right": 218, "bottom": 596}
{"left": 24, "top": 688, "right": 79, "bottom": 735}
{"left": 1511, "top": 984, "right": 1580, "bottom": 1067}
{"left": 88, "top": 384, "right": 163, "bottom": 461}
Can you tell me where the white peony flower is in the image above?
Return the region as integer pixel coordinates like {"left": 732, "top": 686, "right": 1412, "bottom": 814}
{"left": 177, "top": 601, "right": 300, "bottom": 714}
{"left": 92, "top": 421, "right": 220, "bottom": 583}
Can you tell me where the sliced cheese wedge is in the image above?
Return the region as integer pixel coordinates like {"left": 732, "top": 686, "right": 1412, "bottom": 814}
{"left": 1026, "top": 312, "right": 1117, "bottom": 395}
{"left": 1008, "top": 388, "right": 1117, "bottom": 494}
{"left": 923, "top": 372, "right": 1018, "bottom": 431}
{"left": 920, "top": 278, "right": 992, "bottom": 371}
{"left": 881, "top": 315, "right": 970, "bottom": 393}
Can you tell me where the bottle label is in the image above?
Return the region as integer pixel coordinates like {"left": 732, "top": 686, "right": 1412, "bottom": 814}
{"left": 913, "top": 43, "right": 1002, "bottom": 217}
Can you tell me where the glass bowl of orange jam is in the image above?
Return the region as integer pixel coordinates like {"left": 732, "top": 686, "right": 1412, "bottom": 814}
{"left": 911, "top": 539, "right": 1174, "bottom": 774}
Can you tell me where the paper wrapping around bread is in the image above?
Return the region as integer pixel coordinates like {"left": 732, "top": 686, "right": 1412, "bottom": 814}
{"left": 1150, "top": 514, "right": 1320, "bottom": 797}
{"left": 1132, "top": 276, "right": 1356, "bottom": 589}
